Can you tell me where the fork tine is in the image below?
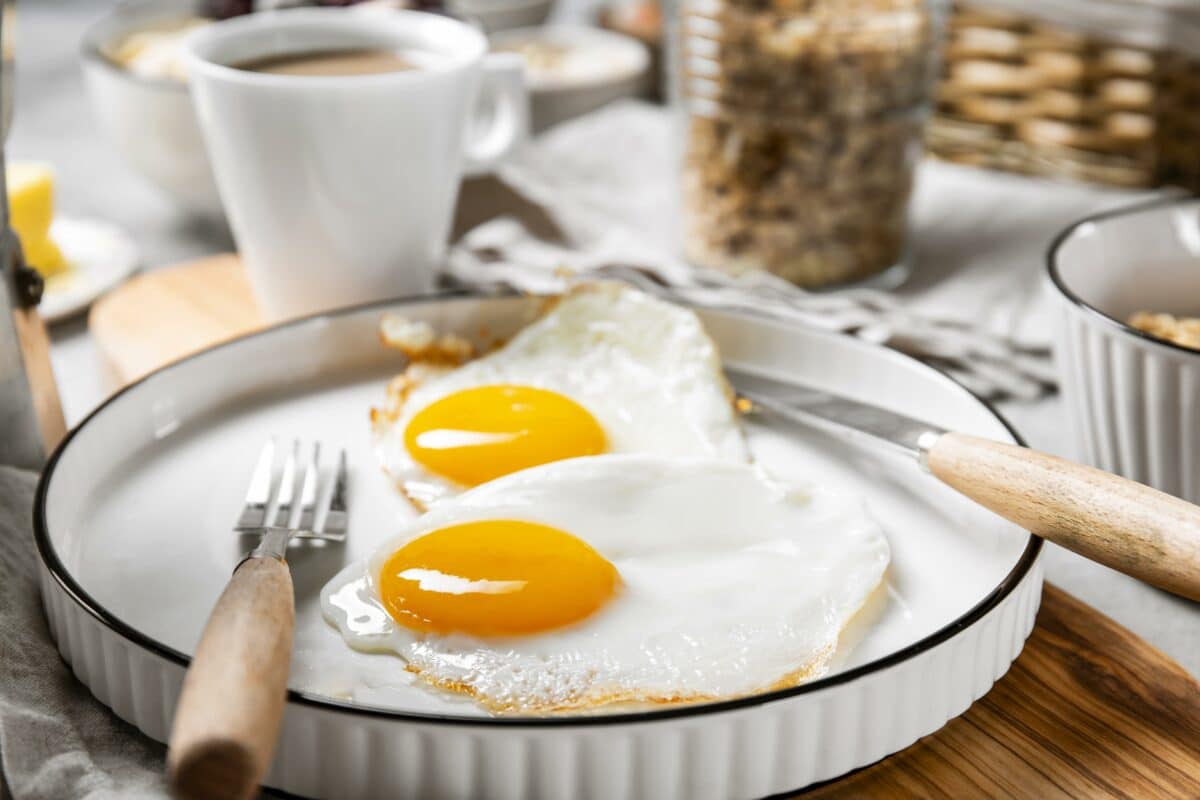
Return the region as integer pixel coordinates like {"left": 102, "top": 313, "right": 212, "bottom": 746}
{"left": 270, "top": 440, "right": 299, "bottom": 528}
{"left": 319, "top": 448, "right": 348, "bottom": 540}
{"left": 296, "top": 443, "right": 321, "bottom": 531}
{"left": 235, "top": 440, "right": 275, "bottom": 531}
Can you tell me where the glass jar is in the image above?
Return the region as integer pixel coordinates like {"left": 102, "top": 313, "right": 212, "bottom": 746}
{"left": 671, "top": 0, "right": 948, "bottom": 288}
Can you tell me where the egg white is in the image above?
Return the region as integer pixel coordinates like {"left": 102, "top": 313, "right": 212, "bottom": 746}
{"left": 321, "top": 454, "right": 890, "bottom": 714}
{"left": 371, "top": 284, "right": 750, "bottom": 509}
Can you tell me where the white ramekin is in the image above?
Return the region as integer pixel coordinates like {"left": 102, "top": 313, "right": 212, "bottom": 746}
{"left": 448, "top": 0, "right": 555, "bottom": 33}
{"left": 81, "top": 0, "right": 223, "bottom": 215}
{"left": 1047, "top": 196, "right": 1200, "bottom": 502}
{"left": 489, "top": 26, "right": 651, "bottom": 132}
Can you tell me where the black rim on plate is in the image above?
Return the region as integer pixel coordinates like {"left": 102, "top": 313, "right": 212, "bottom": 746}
{"left": 1047, "top": 194, "right": 1200, "bottom": 360}
{"left": 33, "top": 290, "right": 1043, "bottom": 728}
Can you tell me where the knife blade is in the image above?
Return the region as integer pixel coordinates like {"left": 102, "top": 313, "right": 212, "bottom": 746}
{"left": 726, "top": 367, "right": 947, "bottom": 463}
{"left": 725, "top": 367, "right": 1200, "bottom": 602}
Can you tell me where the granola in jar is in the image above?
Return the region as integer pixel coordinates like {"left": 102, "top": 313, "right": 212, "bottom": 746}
{"left": 674, "top": 0, "right": 946, "bottom": 286}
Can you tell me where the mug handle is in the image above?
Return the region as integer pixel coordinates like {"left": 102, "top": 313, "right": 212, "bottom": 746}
{"left": 463, "top": 52, "right": 529, "bottom": 176}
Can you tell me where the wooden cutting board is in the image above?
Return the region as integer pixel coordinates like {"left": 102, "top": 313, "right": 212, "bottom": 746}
{"left": 89, "top": 257, "right": 1200, "bottom": 798}
{"left": 89, "top": 254, "right": 262, "bottom": 385}
{"left": 806, "top": 584, "right": 1200, "bottom": 799}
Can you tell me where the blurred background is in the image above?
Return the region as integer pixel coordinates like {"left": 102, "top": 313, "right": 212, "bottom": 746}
{"left": 10, "top": 0, "right": 635, "bottom": 269}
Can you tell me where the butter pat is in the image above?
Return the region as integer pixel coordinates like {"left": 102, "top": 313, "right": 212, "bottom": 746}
{"left": 6, "top": 162, "right": 68, "bottom": 277}
{"left": 23, "top": 236, "right": 66, "bottom": 278}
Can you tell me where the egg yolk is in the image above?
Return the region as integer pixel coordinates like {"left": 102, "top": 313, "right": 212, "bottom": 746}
{"left": 403, "top": 385, "right": 607, "bottom": 486}
{"left": 379, "top": 520, "right": 619, "bottom": 637}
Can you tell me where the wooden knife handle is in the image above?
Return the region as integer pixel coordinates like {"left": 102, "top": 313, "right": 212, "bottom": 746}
{"left": 167, "top": 556, "right": 295, "bottom": 800}
{"left": 927, "top": 432, "right": 1200, "bottom": 601}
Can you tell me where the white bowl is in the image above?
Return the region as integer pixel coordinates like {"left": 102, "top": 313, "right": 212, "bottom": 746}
{"left": 1047, "top": 196, "right": 1200, "bottom": 502}
{"left": 450, "top": 0, "right": 555, "bottom": 33}
{"left": 491, "top": 26, "right": 650, "bottom": 132}
{"left": 80, "top": 0, "right": 223, "bottom": 216}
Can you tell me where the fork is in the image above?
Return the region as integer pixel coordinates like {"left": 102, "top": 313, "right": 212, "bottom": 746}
{"left": 167, "top": 440, "right": 348, "bottom": 800}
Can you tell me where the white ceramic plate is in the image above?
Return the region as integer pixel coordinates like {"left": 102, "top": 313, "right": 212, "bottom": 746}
{"left": 36, "top": 293, "right": 1041, "bottom": 798}
{"left": 39, "top": 217, "right": 140, "bottom": 324}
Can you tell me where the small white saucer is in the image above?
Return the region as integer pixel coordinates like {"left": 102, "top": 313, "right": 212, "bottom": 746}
{"left": 38, "top": 216, "right": 140, "bottom": 324}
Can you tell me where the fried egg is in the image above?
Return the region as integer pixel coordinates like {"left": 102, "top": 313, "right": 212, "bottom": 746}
{"left": 321, "top": 455, "right": 890, "bottom": 714}
{"left": 371, "top": 284, "right": 750, "bottom": 509}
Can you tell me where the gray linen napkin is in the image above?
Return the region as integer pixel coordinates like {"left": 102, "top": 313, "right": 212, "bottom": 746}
{"left": 0, "top": 466, "right": 166, "bottom": 799}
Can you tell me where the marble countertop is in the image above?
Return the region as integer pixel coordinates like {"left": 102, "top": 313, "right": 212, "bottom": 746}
{"left": 11, "top": 0, "right": 1198, "bottom": 678}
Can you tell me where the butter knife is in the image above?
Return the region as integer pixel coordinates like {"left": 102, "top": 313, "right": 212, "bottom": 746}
{"left": 729, "top": 367, "right": 1200, "bottom": 601}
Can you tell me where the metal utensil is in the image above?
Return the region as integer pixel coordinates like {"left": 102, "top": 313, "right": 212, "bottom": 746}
{"left": 729, "top": 367, "right": 1200, "bottom": 602}
{"left": 167, "top": 440, "right": 348, "bottom": 800}
{"left": 0, "top": 0, "right": 66, "bottom": 469}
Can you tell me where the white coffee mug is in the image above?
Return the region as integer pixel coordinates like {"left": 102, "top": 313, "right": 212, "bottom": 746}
{"left": 185, "top": 8, "right": 528, "bottom": 320}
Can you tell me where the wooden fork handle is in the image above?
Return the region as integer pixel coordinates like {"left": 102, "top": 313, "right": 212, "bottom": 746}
{"left": 926, "top": 432, "right": 1200, "bottom": 601}
{"left": 167, "top": 555, "right": 295, "bottom": 800}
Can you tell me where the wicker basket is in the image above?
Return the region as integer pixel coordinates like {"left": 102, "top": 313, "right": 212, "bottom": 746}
{"left": 929, "top": 1, "right": 1200, "bottom": 189}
